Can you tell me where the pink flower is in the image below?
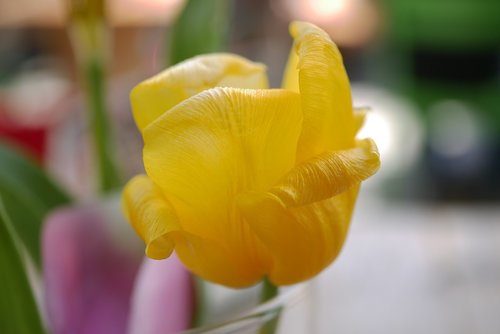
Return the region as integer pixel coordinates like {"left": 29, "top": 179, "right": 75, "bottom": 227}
{"left": 42, "top": 202, "right": 193, "bottom": 334}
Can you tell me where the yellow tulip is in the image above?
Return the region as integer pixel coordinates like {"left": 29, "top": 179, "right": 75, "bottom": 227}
{"left": 122, "top": 21, "right": 380, "bottom": 288}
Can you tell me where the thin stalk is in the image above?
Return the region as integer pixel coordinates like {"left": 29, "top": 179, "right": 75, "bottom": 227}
{"left": 190, "top": 276, "right": 208, "bottom": 328}
{"left": 68, "top": 0, "right": 121, "bottom": 193}
{"left": 83, "top": 55, "right": 121, "bottom": 192}
{"left": 259, "top": 278, "right": 280, "bottom": 334}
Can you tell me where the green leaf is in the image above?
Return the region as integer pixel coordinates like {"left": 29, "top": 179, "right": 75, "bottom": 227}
{"left": 169, "top": 0, "right": 232, "bottom": 65}
{"left": 0, "top": 196, "right": 45, "bottom": 334}
{"left": 0, "top": 143, "right": 71, "bottom": 267}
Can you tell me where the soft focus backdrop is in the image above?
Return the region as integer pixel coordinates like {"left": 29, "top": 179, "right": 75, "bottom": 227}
{"left": 1, "top": 0, "right": 499, "bottom": 333}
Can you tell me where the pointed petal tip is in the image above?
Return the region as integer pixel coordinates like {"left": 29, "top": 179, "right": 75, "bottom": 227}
{"left": 289, "top": 21, "right": 330, "bottom": 40}
{"left": 122, "top": 174, "right": 181, "bottom": 260}
{"left": 289, "top": 21, "right": 311, "bottom": 37}
{"left": 359, "top": 137, "right": 381, "bottom": 171}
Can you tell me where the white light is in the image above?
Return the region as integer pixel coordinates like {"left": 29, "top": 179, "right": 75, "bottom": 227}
{"left": 357, "top": 112, "right": 392, "bottom": 158}
{"left": 352, "top": 84, "right": 425, "bottom": 180}
{"left": 309, "top": 0, "right": 348, "bottom": 18}
{"left": 275, "top": 0, "right": 380, "bottom": 47}
{"left": 278, "top": 0, "right": 350, "bottom": 23}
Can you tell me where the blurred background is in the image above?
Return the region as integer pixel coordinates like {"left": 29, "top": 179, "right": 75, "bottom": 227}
{"left": 1, "top": 0, "right": 499, "bottom": 333}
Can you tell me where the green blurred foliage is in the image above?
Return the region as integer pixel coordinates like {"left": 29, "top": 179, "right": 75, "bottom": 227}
{"left": 0, "top": 144, "right": 71, "bottom": 267}
{"left": 169, "top": 0, "right": 232, "bottom": 65}
{"left": 0, "top": 197, "right": 45, "bottom": 334}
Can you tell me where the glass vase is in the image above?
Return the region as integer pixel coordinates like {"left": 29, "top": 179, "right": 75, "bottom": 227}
{"left": 182, "top": 282, "right": 313, "bottom": 334}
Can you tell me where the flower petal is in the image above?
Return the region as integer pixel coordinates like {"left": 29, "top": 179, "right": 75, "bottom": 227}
{"left": 238, "top": 188, "right": 359, "bottom": 285}
{"left": 173, "top": 231, "right": 268, "bottom": 287}
{"left": 131, "top": 53, "right": 269, "bottom": 131}
{"left": 43, "top": 205, "right": 142, "bottom": 334}
{"left": 140, "top": 87, "right": 303, "bottom": 286}
{"left": 143, "top": 87, "right": 302, "bottom": 239}
{"left": 269, "top": 138, "right": 380, "bottom": 207}
{"left": 128, "top": 255, "right": 194, "bottom": 334}
{"left": 122, "top": 175, "right": 181, "bottom": 260}
{"left": 237, "top": 139, "right": 379, "bottom": 286}
{"left": 122, "top": 174, "right": 270, "bottom": 287}
{"left": 288, "top": 21, "right": 355, "bottom": 161}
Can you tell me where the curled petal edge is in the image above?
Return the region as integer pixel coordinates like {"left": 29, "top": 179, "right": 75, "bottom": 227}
{"left": 122, "top": 175, "right": 180, "bottom": 260}
{"left": 122, "top": 175, "right": 265, "bottom": 287}
{"left": 269, "top": 138, "right": 380, "bottom": 208}
{"left": 237, "top": 139, "right": 378, "bottom": 285}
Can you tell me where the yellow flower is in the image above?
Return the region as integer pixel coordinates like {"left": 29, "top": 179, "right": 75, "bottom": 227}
{"left": 122, "top": 22, "right": 380, "bottom": 288}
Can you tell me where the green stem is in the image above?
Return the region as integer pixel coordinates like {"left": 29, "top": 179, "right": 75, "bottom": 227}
{"left": 191, "top": 276, "right": 208, "bottom": 328}
{"left": 259, "top": 278, "right": 280, "bottom": 334}
{"left": 83, "top": 55, "right": 121, "bottom": 193}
